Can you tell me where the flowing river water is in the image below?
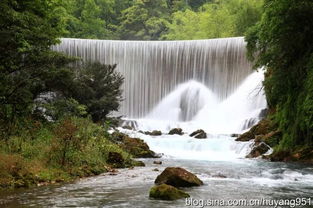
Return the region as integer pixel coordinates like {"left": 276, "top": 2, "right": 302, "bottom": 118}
{"left": 0, "top": 155, "right": 313, "bottom": 207}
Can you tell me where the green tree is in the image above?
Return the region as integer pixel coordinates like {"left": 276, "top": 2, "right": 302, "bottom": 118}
{"left": 118, "top": 0, "right": 170, "bottom": 40}
{"left": 71, "top": 62, "right": 124, "bottom": 122}
{"left": 0, "top": 0, "right": 74, "bottom": 129}
{"left": 62, "top": 0, "right": 112, "bottom": 39}
{"left": 164, "top": 0, "right": 263, "bottom": 40}
{"left": 246, "top": 0, "right": 313, "bottom": 149}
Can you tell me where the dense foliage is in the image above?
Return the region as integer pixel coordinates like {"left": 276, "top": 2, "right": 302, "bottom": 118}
{"left": 164, "top": 0, "right": 263, "bottom": 40}
{"left": 246, "top": 0, "right": 313, "bottom": 150}
{"left": 0, "top": 0, "right": 130, "bottom": 189}
{"left": 58, "top": 0, "right": 263, "bottom": 40}
{"left": 0, "top": 0, "right": 73, "bottom": 125}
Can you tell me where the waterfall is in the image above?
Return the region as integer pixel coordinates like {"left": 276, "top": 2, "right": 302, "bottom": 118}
{"left": 54, "top": 37, "right": 267, "bottom": 160}
{"left": 53, "top": 37, "right": 253, "bottom": 119}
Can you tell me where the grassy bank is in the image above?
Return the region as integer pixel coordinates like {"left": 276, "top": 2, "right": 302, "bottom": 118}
{"left": 0, "top": 117, "right": 141, "bottom": 189}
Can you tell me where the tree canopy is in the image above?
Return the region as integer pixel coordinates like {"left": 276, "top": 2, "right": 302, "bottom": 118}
{"left": 54, "top": 0, "right": 263, "bottom": 40}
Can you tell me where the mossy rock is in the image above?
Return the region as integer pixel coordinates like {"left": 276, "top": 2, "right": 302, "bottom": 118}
{"left": 149, "top": 184, "right": 190, "bottom": 200}
{"left": 155, "top": 167, "right": 203, "bottom": 187}
{"left": 236, "top": 119, "right": 278, "bottom": 142}
{"left": 133, "top": 160, "right": 145, "bottom": 167}
{"left": 120, "top": 137, "right": 156, "bottom": 158}
{"left": 236, "top": 131, "right": 255, "bottom": 141}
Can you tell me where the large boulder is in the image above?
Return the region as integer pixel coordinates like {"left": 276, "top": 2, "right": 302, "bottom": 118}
{"left": 111, "top": 131, "right": 156, "bottom": 158}
{"left": 168, "top": 128, "right": 183, "bottom": 135}
{"left": 246, "top": 142, "right": 270, "bottom": 158}
{"left": 149, "top": 184, "right": 190, "bottom": 200}
{"left": 155, "top": 167, "right": 203, "bottom": 187}
{"left": 189, "top": 129, "right": 207, "bottom": 139}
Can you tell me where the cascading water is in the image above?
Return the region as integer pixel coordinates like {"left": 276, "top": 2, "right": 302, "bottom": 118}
{"left": 53, "top": 37, "right": 267, "bottom": 160}
{"left": 53, "top": 37, "right": 253, "bottom": 118}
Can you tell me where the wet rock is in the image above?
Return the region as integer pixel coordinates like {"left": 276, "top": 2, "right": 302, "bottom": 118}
{"left": 145, "top": 130, "right": 162, "bottom": 136}
{"left": 149, "top": 184, "right": 190, "bottom": 200}
{"left": 189, "top": 129, "right": 207, "bottom": 139}
{"left": 153, "top": 168, "right": 159, "bottom": 171}
{"left": 168, "top": 128, "right": 183, "bottom": 135}
{"left": 258, "top": 108, "right": 268, "bottom": 119}
{"left": 153, "top": 161, "right": 162, "bottom": 165}
{"left": 236, "top": 131, "right": 255, "bottom": 141}
{"left": 155, "top": 167, "right": 203, "bottom": 187}
{"left": 212, "top": 173, "right": 227, "bottom": 178}
{"left": 236, "top": 119, "right": 275, "bottom": 142}
{"left": 246, "top": 142, "right": 270, "bottom": 158}
{"left": 230, "top": 134, "right": 240, "bottom": 137}
{"left": 107, "top": 152, "right": 124, "bottom": 167}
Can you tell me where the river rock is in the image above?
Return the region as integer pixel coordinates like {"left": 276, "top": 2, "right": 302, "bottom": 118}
{"left": 145, "top": 130, "right": 162, "bottom": 136}
{"left": 189, "top": 129, "right": 207, "bottom": 139}
{"left": 246, "top": 142, "right": 270, "bottom": 158}
{"left": 149, "top": 184, "right": 190, "bottom": 200}
{"left": 155, "top": 167, "right": 203, "bottom": 187}
{"left": 168, "top": 128, "right": 183, "bottom": 135}
{"left": 153, "top": 161, "right": 162, "bottom": 165}
{"left": 107, "top": 152, "right": 124, "bottom": 167}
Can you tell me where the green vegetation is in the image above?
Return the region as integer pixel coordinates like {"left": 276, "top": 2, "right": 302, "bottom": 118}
{"left": 0, "top": 117, "right": 136, "bottom": 188}
{"left": 164, "top": 0, "right": 263, "bottom": 40}
{"left": 54, "top": 0, "right": 263, "bottom": 40}
{"left": 246, "top": 0, "right": 313, "bottom": 157}
{"left": 0, "top": 0, "right": 146, "bottom": 189}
